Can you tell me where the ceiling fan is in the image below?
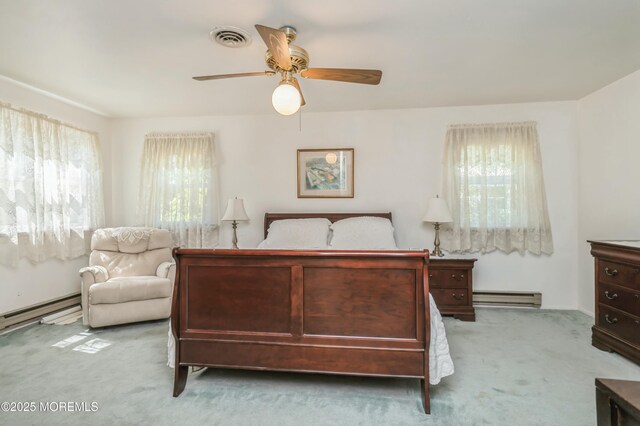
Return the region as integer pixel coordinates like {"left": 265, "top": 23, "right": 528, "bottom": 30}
{"left": 193, "top": 25, "right": 383, "bottom": 115}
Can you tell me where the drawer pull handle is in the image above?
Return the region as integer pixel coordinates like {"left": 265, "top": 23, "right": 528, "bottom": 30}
{"left": 452, "top": 292, "right": 465, "bottom": 300}
{"left": 604, "top": 291, "right": 618, "bottom": 300}
{"left": 451, "top": 274, "right": 465, "bottom": 281}
{"left": 604, "top": 267, "right": 618, "bottom": 277}
{"left": 604, "top": 314, "right": 618, "bottom": 324}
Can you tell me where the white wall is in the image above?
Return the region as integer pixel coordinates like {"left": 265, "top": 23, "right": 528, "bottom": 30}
{"left": 0, "top": 77, "right": 112, "bottom": 315}
{"left": 5, "top": 65, "right": 640, "bottom": 315}
{"left": 111, "top": 101, "right": 579, "bottom": 309}
{"left": 576, "top": 69, "right": 640, "bottom": 315}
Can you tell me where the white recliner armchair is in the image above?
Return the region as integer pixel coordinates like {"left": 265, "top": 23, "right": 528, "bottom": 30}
{"left": 79, "top": 227, "right": 175, "bottom": 328}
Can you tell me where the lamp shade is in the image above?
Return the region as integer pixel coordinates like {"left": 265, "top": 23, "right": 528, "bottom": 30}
{"left": 272, "top": 82, "right": 301, "bottom": 115}
{"left": 423, "top": 197, "right": 453, "bottom": 223}
{"left": 221, "top": 198, "right": 249, "bottom": 222}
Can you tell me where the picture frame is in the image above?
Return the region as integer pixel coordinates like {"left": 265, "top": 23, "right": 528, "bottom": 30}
{"left": 297, "top": 148, "right": 354, "bottom": 198}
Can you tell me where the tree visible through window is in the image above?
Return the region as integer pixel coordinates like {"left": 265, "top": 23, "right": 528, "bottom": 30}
{"left": 137, "top": 133, "right": 218, "bottom": 248}
{"left": 443, "top": 122, "right": 553, "bottom": 255}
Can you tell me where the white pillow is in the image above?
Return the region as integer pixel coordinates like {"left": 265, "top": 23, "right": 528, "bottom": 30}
{"left": 259, "top": 218, "right": 331, "bottom": 249}
{"left": 329, "top": 216, "right": 397, "bottom": 249}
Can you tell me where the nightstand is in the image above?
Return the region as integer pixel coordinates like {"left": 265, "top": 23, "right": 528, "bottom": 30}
{"left": 428, "top": 258, "right": 477, "bottom": 321}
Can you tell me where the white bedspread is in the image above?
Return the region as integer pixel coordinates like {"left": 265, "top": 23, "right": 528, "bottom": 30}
{"left": 167, "top": 246, "right": 454, "bottom": 385}
{"left": 427, "top": 293, "right": 454, "bottom": 384}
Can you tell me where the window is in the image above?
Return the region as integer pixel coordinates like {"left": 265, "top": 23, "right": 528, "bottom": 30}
{"left": 0, "top": 102, "right": 104, "bottom": 266}
{"left": 443, "top": 122, "right": 553, "bottom": 255}
{"left": 137, "top": 133, "right": 218, "bottom": 247}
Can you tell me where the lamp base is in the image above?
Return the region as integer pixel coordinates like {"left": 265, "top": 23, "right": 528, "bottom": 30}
{"left": 231, "top": 221, "right": 239, "bottom": 249}
{"left": 432, "top": 222, "right": 445, "bottom": 257}
{"left": 432, "top": 246, "right": 445, "bottom": 257}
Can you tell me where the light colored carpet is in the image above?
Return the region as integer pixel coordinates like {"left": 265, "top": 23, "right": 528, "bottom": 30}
{"left": 1, "top": 308, "right": 639, "bottom": 425}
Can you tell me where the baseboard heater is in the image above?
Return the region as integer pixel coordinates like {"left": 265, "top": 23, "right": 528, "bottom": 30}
{"left": 0, "top": 293, "right": 81, "bottom": 331}
{"left": 473, "top": 291, "right": 542, "bottom": 308}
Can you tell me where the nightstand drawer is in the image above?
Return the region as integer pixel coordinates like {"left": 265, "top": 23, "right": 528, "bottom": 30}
{"left": 598, "top": 259, "right": 640, "bottom": 291}
{"left": 598, "top": 283, "right": 640, "bottom": 316}
{"left": 428, "top": 269, "right": 468, "bottom": 288}
{"left": 598, "top": 305, "right": 640, "bottom": 344}
{"left": 431, "top": 288, "right": 469, "bottom": 306}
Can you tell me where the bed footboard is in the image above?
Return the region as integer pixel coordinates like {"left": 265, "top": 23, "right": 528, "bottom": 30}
{"left": 171, "top": 248, "right": 431, "bottom": 413}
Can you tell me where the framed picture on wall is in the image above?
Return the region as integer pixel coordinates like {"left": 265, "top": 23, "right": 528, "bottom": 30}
{"left": 297, "top": 148, "right": 354, "bottom": 198}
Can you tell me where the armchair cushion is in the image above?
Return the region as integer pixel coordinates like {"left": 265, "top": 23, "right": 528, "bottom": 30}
{"left": 89, "top": 248, "right": 172, "bottom": 278}
{"left": 89, "top": 276, "right": 172, "bottom": 305}
{"left": 91, "top": 227, "right": 173, "bottom": 253}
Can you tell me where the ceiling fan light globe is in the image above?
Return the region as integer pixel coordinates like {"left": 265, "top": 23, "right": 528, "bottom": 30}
{"left": 272, "top": 83, "right": 301, "bottom": 115}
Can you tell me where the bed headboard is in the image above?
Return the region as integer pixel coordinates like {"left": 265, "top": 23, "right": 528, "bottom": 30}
{"left": 264, "top": 212, "right": 392, "bottom": 239}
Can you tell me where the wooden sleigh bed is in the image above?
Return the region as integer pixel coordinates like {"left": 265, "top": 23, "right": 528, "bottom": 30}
{"left": 171, "top": 213, "right": 432, "bottom": 413}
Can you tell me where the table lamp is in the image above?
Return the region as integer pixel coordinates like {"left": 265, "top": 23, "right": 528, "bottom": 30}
{"left": 423, "top": 195, "right": 453, "bottom": 257}
{"left": 221, "top": 198, "right": 249, "bottom": 249}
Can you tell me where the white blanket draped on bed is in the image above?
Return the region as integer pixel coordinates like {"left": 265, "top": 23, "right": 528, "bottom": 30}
{"left": 426, "top": 293, "right": 455, "bottom": 384}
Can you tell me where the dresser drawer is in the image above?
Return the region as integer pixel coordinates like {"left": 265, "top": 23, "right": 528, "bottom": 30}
{"left": 598, "top": 305, "right": 640, "bottom": 344}
{"left": 431, "top": 288, "right": 469, "bottom": 306}
{"left": 428, "top": 269, "right": 468, "bottom": 288}
{"left": 598, "top": 283, "right": 640, "bottom": 316}
{"left": 598, "top": 260, "right": 640, "bottom": 291}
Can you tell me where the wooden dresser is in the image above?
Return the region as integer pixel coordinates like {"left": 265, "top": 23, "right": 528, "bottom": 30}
{"left": 429, "top": 258, "right": 476, "bottom": 321}
{"left": 596, "top": 378, "right": 640, "bottom": 426}
{"left": 589, "top": 241, "right": 640, "bottom": 365}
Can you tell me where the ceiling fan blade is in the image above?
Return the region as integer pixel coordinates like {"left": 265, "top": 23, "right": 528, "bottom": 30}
{"left": 255, "top": 24, "right": 292, "bottom": 71}
{"left": 300, "top": 68, "right": 382, "bottom": 85}
{"left": 193, "top": 71, "right": 275, "bottom": 81}
{"left": 291, "top": 77, "right": 306, "bottom": 106}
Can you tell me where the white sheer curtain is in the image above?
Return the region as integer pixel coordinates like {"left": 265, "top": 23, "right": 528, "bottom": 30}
{"left": 0, "top": 102, "right": 105, "bottom": 266}
{"left": 137, "top": 133, "right": 218, "bottom": 248}
{"left": 443, "top": 121, "right": 553, "bottom": 255}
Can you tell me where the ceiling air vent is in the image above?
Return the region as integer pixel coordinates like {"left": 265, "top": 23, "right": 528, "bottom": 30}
{"left": 210, "top": 26, "right": 252, "bottom": 48}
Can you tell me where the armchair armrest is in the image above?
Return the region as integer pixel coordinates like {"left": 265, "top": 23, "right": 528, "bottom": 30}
{"left": 157, "top": 261, "right": 176, "bottom": 292}
{"left": 79, "top": 265, "right": 109, "bottom": 283}
{"left": 79, "top": 265, "right": 109, "bottom": 326}
{"left": 156, "top": 261, "right": 175, "bottom": 279}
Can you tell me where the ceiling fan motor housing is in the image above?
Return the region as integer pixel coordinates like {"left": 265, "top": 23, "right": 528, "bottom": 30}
{"left": 266, "top": 44, "right": 309, "bottom": 73}
{"left": 279, "top": 26, "right": 297, "bottom": 43}
{"left": 263, "top": 25, "right": 306, "bottom": 73}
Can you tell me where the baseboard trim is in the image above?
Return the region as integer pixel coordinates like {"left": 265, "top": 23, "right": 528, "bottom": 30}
{"left": 473, "top": 290, "right": 542, "bottom": 308}
{"left": 577, "top": 307, "right": 595, "bottom": 317}
{"left": 0, "top": 293, "right": 81, "bottom": 331}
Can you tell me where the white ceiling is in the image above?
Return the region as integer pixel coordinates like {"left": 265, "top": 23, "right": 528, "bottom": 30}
{"left": 1, "top": 0, "right": 640, "bottom": 118}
